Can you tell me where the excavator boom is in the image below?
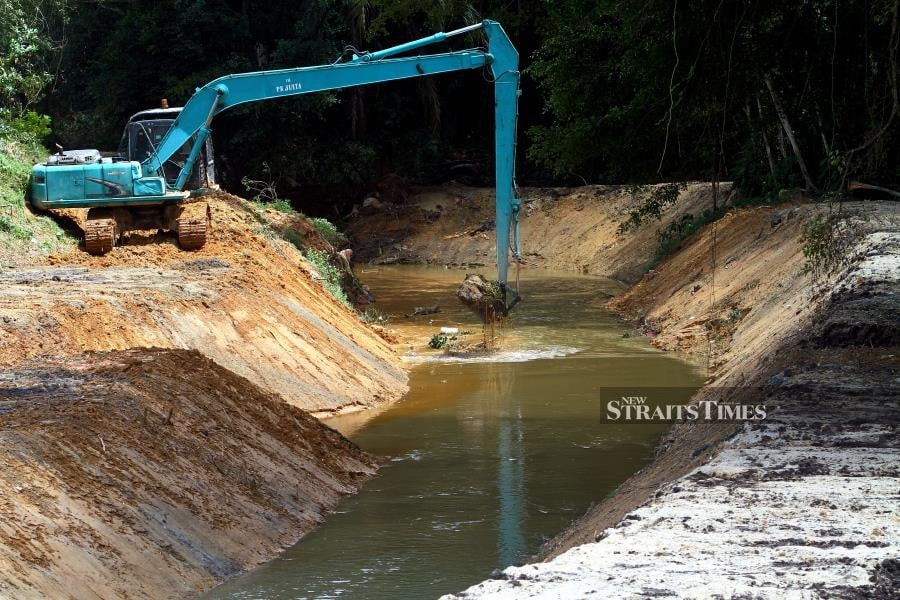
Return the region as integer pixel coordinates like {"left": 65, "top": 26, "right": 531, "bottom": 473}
{"left": 31, "top": 20, "right": 522, "bottom": 302}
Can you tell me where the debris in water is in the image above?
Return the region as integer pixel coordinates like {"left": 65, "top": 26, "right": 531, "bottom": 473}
{"left": 413, "top": 305, "right": 440, "bottom": 316}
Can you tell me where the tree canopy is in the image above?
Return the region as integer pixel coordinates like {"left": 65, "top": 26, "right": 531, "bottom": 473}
{"left": 1, "top": 0, "right": 898, "bottom": 209}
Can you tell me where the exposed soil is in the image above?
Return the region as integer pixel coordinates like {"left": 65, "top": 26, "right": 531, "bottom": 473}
{"left": 0, "top": 191, "right": 410, "bottom": 598}
{"left": 526, "top": 202, "right": 900, "bottom": 560}
{"left": 1, "top": 192, "right": 407, "bottom": 415}
{"left": 347, "top": 183, "right": 733, "bottom": 284}
{"left": 0, "top": 348, "right": 377, "bottom": 600}
{"left": 449, "top": 220, "right": 900, "bottom": 596}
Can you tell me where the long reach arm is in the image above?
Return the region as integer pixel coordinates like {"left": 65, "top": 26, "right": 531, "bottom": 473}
{"left": 143, "top": 20, "right": 522, "bottom": 301}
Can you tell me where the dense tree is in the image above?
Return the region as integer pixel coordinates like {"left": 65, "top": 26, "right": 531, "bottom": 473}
{"left": 3, "top": 0, "right": 898, "bottom": 210}
{"left": 529, "top": 0, "right": 900, "bottom": 195}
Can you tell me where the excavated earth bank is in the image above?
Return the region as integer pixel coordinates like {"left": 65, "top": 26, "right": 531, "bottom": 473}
{"left": 0, "top": 192, "right": 408, "bottom": 598}
{"left": 0, "top": 348, "right": 377, "bottom": 600}
{"left": 449, "top": 228, "right": 900, "bottom": 597}
{"left": 1, "top": 192, "right": 407, "bottom": 415}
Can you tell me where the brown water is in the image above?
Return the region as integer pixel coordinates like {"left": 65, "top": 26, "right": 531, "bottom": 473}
{"left": 204, "top": 266, "right": 703, "bottom": 600}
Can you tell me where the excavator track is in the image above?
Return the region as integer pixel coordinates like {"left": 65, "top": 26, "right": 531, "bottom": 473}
{"left": 176, "top": 202, "right": 211, "bottom": 250}
{"left": 83, "top": 213, "right": 117, "bottom": 255}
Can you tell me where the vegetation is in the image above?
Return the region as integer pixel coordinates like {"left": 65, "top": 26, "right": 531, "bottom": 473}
{"left": 0, "top": 133, "right": 74, "bottom": 261}
{"left": 651, "top": 208, "right": 725, "bottom": 265}
{"left": 2, "top": 0, "right": 897, "bottom": 272}
{"left": 799, "top": 210, "right": 867, "bottom": 278}
{"left": 618, "top": 183, "right": 687, "bottom": 234}
{"left": 303, "top": 247, "right": 351, "bottom": 307}
{"left": 310, "top": 217, "right": 348, "bottom": 248}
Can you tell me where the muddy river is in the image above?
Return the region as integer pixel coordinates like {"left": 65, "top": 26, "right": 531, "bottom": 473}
{"left": 204, "top": 266, "right": 703, "bottom": 599}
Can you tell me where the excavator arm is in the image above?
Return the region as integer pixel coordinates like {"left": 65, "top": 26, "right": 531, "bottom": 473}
{"left": 143, "top": 20, "right": 522, "bottom": 301}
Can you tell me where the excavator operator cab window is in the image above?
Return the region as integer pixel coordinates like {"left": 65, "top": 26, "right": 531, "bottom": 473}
{"left": 119, "top": 118, "right": 216, "bottom": 190}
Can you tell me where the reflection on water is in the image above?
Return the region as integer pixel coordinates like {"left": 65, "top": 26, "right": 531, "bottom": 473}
{"left": 204, "top": 266, "right": 703, "bottom": 600}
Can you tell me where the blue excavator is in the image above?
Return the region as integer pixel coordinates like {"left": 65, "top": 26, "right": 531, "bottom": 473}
{"left": 30, "top": 20, "right": 522, "bottom": 307}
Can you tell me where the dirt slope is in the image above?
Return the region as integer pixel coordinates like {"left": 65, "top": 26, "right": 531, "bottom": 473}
{"left": 347, "top": 183, "right": 731, "bottom": 284}
{"left": 0, "top": 348, "right": 377, "bottom": 600}
{"left": 0, "top": 192, "right": 406, "bottom": 415}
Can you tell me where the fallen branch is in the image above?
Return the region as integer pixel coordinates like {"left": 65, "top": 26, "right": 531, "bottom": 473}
{"left": 848, "top": 181, "right": 900, "bottom": 199}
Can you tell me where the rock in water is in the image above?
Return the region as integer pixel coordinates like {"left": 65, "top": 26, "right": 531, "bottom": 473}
{"left": 457, "top": 274, "right": 508, "bottom": 322}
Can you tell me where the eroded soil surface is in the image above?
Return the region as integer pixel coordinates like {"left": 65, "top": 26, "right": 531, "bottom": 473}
{"left": 1, "top": 192, "right": 406, "bottom": 415}
{"left": 347, "top": 183, "right": 731, "bottom": 284}
{"left": 0, "top": 348, "right": 377, "bottom": 600}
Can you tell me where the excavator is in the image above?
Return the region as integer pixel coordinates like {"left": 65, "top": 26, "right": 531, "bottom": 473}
{"left": 29, "top": 19, "right": 522, "bottom": 308}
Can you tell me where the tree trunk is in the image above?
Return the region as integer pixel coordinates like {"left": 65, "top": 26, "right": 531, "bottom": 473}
{"left": 754, "top": 93, "right": 776, "bottom": 175}
{"left": 814, "top": 101, "right": 831, "bottom": 155}
{"left": 764, "top": 74, "right": 818, "bottom": 193}
{"left": 747, "top": 98, "right": 776, "bottom": 176}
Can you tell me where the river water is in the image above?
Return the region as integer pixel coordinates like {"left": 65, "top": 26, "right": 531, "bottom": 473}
{"left": 204, "top": 266, "right": 703, "bottom": 600}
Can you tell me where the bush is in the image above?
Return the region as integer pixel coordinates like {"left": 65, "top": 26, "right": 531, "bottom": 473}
{"left": 242, "top": 161, "right": 293, "bottom": 212}
{"left": 0, "top": 134, "right": 74, "bottom": 257}
{"left": 0, "top": 110, "right": 51, "bottom": 142}
{"left": 799, "top": 211, "right": 866, "bottom": 278}
{"left": 303, "top": 247, "right": 350, "bottom": 307}
{"left": 310, "top": 217, "right": 347, "bottom": 247}
{"left": 652, "top": 207, "right": 725, "bottom": 265}
{"left": 618, "top": 183, "right": 687, "bottom": 234}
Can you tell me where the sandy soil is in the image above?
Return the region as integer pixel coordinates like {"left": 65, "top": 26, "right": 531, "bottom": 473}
{"left": 0, "top": 348, "right": 377, "bottom": 600}
{"left": 1, "top": 192, "right": 407, "bottom": 415}
{"left": 0, "top": 191, "right": 410, "bottom": 598}
{"left": 347, "top": 183, "right": 733, "bottom": 284}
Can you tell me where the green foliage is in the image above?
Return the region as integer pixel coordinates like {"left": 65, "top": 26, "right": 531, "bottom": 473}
{"left": 0, "top": 110, "right": 51, "bottom": 142}
{"left": 618, "top": 183, "right": 686, "bottom": 233}
{"left": 310, "top": 217, "right": 347, "bottom": 247}
{"left": 529, "top": 0, "right": 900, "bottom": 192}
{"left": 799, "top": 211, "right": 867, "bottom": 278}
{"left": 24, "top": 0, "right": 900, "bottom": 198}
{"left": 1, "top": 0, "right": 52, "bottom": 113}
{"left": 281, "top": 227, "right": 305, "bottom": 251}
{"left": 428, "top": 332, "right": 459, "bottom": 350}
{"left": 303, "top": 247, "right": 351, "bottom": 307}
{"left": 651, "top": 206, "right": 724, "bottom": 265}
{"left": 0, "top": 134, "right": 75, "bottom": 259}
{"left": 269, "top": 199, "right": 296, "bottom": 214}
{"left": 359, "top": 307, "right": 387, "bottom": 324}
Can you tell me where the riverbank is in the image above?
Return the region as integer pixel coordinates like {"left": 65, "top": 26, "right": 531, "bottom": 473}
{"left": 2, "top": 192, "right": 406, "bottom": 415}
{"left": 0, "top": 349, "right": 378, "bottom": 599}
{"left": 347, "top": 185, "right": 899, "bottom": 597}
{"left": 0, "top": 192, "right": 408, "bottom": 598}
{"left": 448, "top": 221, "right": 900, "bottom": 597}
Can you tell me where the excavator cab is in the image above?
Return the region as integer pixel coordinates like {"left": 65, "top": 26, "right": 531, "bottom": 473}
{"left": 118, "top": 105, "right": 216, "bottom": 191}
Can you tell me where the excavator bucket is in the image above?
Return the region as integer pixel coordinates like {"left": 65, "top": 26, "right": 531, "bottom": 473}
{"left": 456, "top": 274, "right": 520, "bottom": 322}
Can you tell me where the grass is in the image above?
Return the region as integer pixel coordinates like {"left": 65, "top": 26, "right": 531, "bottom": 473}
{"left": 650, "top": 207, "right": 726, "bottom": 267}
{"left": 303, "top": 247, "right": 351, "bottom": 308}
{"left": 241, "top": 198, "right": 355, "bottom": 309}
{"left": 0, "top": 136, "right": 75, "bottom": 262}
{"left": 647, "top": 190, "right": 794, "bottom": 268}
{"left": 310, "top": 217, "right": 347, "bottom": 247}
